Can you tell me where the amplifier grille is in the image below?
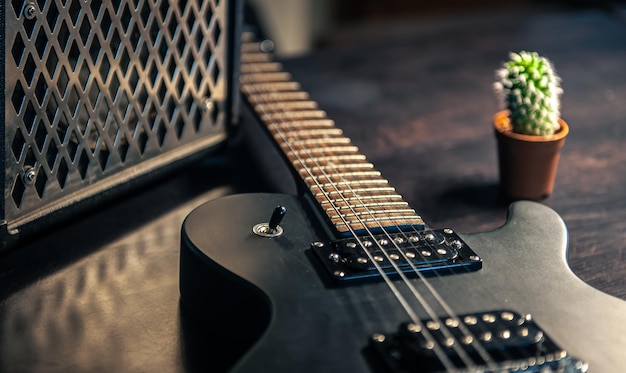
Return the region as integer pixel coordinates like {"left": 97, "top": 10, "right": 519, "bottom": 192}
{"left": 3, "top": 0, "right": 233, "bottom": 233}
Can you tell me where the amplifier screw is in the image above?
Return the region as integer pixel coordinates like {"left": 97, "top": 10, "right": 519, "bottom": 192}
{"left": 200, "top": 98, "right": 214, "bottom": 113}
{"left": 24, "top": 2, "right": 37, "bottom": 19}
{"left": 23, "top": 166, "right": 36, "bottom": 185}
{"left": 260, "top": 39, "right": 275, "bottom": 53}
{"left": 371, "top": 333, "right": 386, "bottom": 343}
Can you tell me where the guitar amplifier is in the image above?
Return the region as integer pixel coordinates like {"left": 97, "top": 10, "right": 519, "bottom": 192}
{"left": 1, "top": 0, "right": 242, "bottom": 249}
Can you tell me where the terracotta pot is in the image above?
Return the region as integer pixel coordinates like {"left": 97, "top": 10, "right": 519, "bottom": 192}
{"left": 493, "top": 110, "right": 569, "bottom": 200}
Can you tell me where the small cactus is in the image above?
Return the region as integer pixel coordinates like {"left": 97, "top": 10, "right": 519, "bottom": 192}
{"left": 494, "top": 51, "right": 563, "bottom": 136}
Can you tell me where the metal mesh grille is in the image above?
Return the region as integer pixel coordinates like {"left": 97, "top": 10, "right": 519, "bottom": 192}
{"left": 4, "top": 0, "right": 231, "bottom": 229}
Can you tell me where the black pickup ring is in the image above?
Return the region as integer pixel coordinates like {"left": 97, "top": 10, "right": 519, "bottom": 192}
{"left": 311, "top": 229, "right": 482, "bottom": 284}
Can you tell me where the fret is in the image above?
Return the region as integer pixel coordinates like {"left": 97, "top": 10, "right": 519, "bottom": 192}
{"left": 335, "top": 215, "right": 424, "bottom": 224}
{"left": 291, "top": 128, "right": 344, "bottom": 137}
{"left": 240, "top": 72, "right": 292, "bottom": 84}
{"left": 262, "top": 110, "right": 327, "bottom": 122}
{"left": 294, "top": 161, "right": 375, "bottom": 179}
{"left": 286, "top": 146, "right": 360, "bottom": 158}
{"left": 290, "top": 154, "right": 368, "bottom": 166}
{"left": 314, "top": 187, "right": 397, "bottom": 198}
{"left": 319, "top": 194, "right": 405, "bottom": 206}
{"left": 309, "top": 180, "right": 390, "bottom": 192}
{"left": 302, "top": 170, "right": 382, "bottom": 181}
{"left": 240, "top": 41, "right": 424, "bottom": 233}
{"left": 311, "top": 183, "right": 392, "bottom": 198}
{"left": 325, "top": 201, "right": 409, "bottom": 213}
{"left": 241, "top": 32, "right": 257, "bottom": 43}
{"left": 330, "top": 208, "right": 416, "bottom": 218}
{"left": 286, "top": 145, "right": 359, "bottom": 154}
{"left": 279, "top": 138, "right": 351, "bottom": 150}
{"left": 329, "top": 211, "right": 419, "bottom": 229}
{"left": 334, "top": 216, "right": 425, "bottom": 231}
{"left": 243, "top": 81, "right": 301, "bottom": 93}
{"left": 257, "top": 101, "right": 319, "bottom": 112}
{"left": 248, "top": 91, "right": 311, "bottom": 103}
{"left": 307, "top": 163, "right": 375, "bottom": 172}
{"left": 241, "top": 52, "right": 272, "bottom": 63}
{"left": 307, "top": 177, "right": 388, "bottom": 187}
{"left": 241, "top": 41, "right": 267, "bottom": 53}
{"left": 316, "top": 192, "right": 403, "bottom": 204}
{"left": 240, "top": 62, "right": 283, "bottom": 74}
{"left": 268, "top": 119, "right": 336, "bottom": 130}
{"left": 272, "top": 128, "right": 344, "bottom": 139}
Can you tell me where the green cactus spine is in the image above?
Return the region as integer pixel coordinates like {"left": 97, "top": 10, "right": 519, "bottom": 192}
{"left": 494, "top": 51, "right": 563, "bottom": 136}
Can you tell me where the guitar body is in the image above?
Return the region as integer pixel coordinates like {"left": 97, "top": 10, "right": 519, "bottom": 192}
{"left": 180, "top": 193, "right": 626, "bottom": 372}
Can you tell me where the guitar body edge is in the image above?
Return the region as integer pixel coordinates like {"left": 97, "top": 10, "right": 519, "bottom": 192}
{"left": 179, "top": 193, "right": 626, "bottom": 372}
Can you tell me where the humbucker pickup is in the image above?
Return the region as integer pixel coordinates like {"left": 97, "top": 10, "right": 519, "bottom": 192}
{"left": 311, "top": 229, "right": 482, "bottom": 284}
{"left": 367, "top": 310, "right": 587, "bottom": 372}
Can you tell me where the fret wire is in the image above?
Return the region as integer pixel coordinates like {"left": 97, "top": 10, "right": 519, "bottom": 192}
{"left": 262, "top": 110, "right": 328, "bottom": 121}
{"left": 306, "top": 163, "right": 375, "bottom": 172}
{"left": 257, "top": 101, "right": 319, "bottom": 111}
{"left": 333, "top": 216, "right": 424, "bottom": 225}
{"left": 330, "top": 210, "right": 418, "bottom": 219}
{"left": 286, "top": 146, "right": 360, "bottom": 157}
{"left": 304, "top": 171, "right": 382, "bottom": 180}
{"left": 278, "top": 128, "right": 344, "bottom": 137}
{"left": 318, "top": 194, "right": 405, "bottom": 205}
{"left": 240, "top": 72, "right": 292, "bottom": 83}
{"left": 279, "top": 138, "right": 351, "bottom": 147}
{"left": 332, "top": 208, "right": 417, "bottom": 216}
{"left": 240, "top": 61, "right": 283, "bottom": 74}
{"left": 247, "top": 91, "right": 311, "bottom": 102}
{"left": 243, "top": 81, "right": 301, "bottom": 92}
{"left": 241, "top": 42, "right": 272, "bottom": 53}
{"left": 290, "top": 155, "right": 368, "bottom": 165}
{"left": 313, "top": 187, "right": 397, "bottom": 198}
{"left": 326, "top": 203, "right": 409, "bottom": 214}
{"left": 308, "top": 179, "right": 388, "bottom": 188}
{"left": 309, "top": 179, "right": 390, "bottom": 189}
{"left": 268, "top": 119, "right": 335, "bottom": 128}
{"left": 304, "top": 170, "right": 381, "bottom": 176}
{"left": 240, "top": 52, "right": 273, "bottom": 63}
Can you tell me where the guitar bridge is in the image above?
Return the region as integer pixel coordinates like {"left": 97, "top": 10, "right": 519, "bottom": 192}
{"left": 368, "top": 310, "right": 588, "bottom": 372}
{"left": 311, "top": 229, "right": 482, "bottom": 284}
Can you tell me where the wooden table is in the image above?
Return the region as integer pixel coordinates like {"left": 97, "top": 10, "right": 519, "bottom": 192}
{"left": 1, "top": 6, "right": 625, "bottom": 372}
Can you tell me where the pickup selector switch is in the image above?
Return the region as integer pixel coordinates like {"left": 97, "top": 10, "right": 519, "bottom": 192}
{"left": 253, "top": 206, "right": 287, "bottom": 238}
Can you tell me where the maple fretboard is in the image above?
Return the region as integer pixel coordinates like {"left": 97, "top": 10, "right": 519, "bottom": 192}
{"left": 239, "top": 35, "right": 424, "bottom": 235}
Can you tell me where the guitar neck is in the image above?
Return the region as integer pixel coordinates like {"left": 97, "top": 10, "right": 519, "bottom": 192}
{"left": 239, "top": 35, "right": 424, "bottom": 235}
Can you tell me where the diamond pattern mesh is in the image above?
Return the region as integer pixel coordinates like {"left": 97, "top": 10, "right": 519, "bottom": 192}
{"left": 4, "top": 0, "right": 230, "bottom": 228}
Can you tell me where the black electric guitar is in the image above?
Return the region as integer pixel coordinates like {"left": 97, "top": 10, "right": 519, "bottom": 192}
{"left": 179, "top": 35, "right": 626, "bottom": 372}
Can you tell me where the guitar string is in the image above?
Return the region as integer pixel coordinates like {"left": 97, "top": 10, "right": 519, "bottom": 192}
{"left": 240, "top": 51, "right": 540, "bottom": 370}
{"left": 240, "top": 68, "right": 494, "bottom": 371}
{"left": 240, "top": 85, "right": 460, "bottom": 372}
{"left": 322, "top": 163, "right": 499, "bottom": 369}
{"left": 322, "top": 163, "right": 491, "bottom": 368}
{"left": 240, "top": 51, "right": 510, "bottom": 369}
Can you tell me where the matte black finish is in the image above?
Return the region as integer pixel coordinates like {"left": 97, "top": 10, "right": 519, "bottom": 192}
{"left": 310, "top": 228, "right": 482, "bottom": 284}
{"left": 180, "top": 193, "right": 626, "bottom": 372}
